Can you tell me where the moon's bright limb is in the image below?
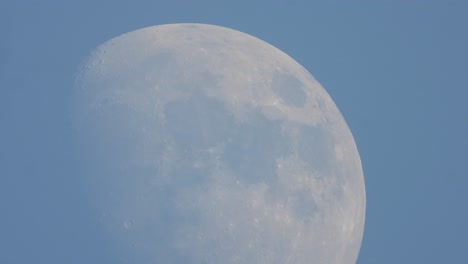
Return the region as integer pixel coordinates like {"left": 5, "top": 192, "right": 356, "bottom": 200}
{"left": 73, "top": 23, "right": 365, "bottom": 264}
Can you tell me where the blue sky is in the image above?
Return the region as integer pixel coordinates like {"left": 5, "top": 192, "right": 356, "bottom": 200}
{"left": 1, "top": 1, "right": 467, "bottom": 263}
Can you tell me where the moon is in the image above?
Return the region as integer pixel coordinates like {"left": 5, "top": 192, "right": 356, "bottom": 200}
{"left": 73, "top": 23, "right": 365, "bottom": 264}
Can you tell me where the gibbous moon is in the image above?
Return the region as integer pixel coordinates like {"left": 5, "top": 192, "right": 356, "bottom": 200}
{"left": 73, "top": 23, "right": 365, "bottom": 264}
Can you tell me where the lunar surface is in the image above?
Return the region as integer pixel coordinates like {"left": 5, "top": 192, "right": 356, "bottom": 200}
{"left": 73, "top": 23, "right": 365, "bottom": 263}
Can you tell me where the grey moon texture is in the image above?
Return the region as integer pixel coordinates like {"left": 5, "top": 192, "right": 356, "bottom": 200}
{"left": 73, "top": 23, "right": 366, "bottom": 264}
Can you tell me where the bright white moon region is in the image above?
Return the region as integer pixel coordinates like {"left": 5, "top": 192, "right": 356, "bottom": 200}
{"left": 73, "top": 23, "right": 366, "bottom": 264}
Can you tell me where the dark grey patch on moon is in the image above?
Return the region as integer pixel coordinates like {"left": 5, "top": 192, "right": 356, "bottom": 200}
{"left": 290, "top": 189, "right": 318, "bottom": 220}
{"left": 271, "top": 73, "right": 307, "bottom": 107}
{"left": 298, "top": 125, "right": 334, "bottom": 174}
{"left": 223, "top": 111, "right": 290, "bottom": 184}
{"left": 164, "top": 94, "right": 234, "bottom": 151}
{"left": 163, "top": 95, "right": 235, "bottom": 188}
{"left": 164, "top": 93, "right": 291, "bottom": 186}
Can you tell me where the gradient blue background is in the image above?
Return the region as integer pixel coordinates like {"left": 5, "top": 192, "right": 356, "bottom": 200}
{"left": 1, "top": 1, "right": 467, "bottom": 263}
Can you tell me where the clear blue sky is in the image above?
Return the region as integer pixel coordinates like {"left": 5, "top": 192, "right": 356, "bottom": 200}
{"left": 1, "top": 1, "right": 467, "bottom": 263}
